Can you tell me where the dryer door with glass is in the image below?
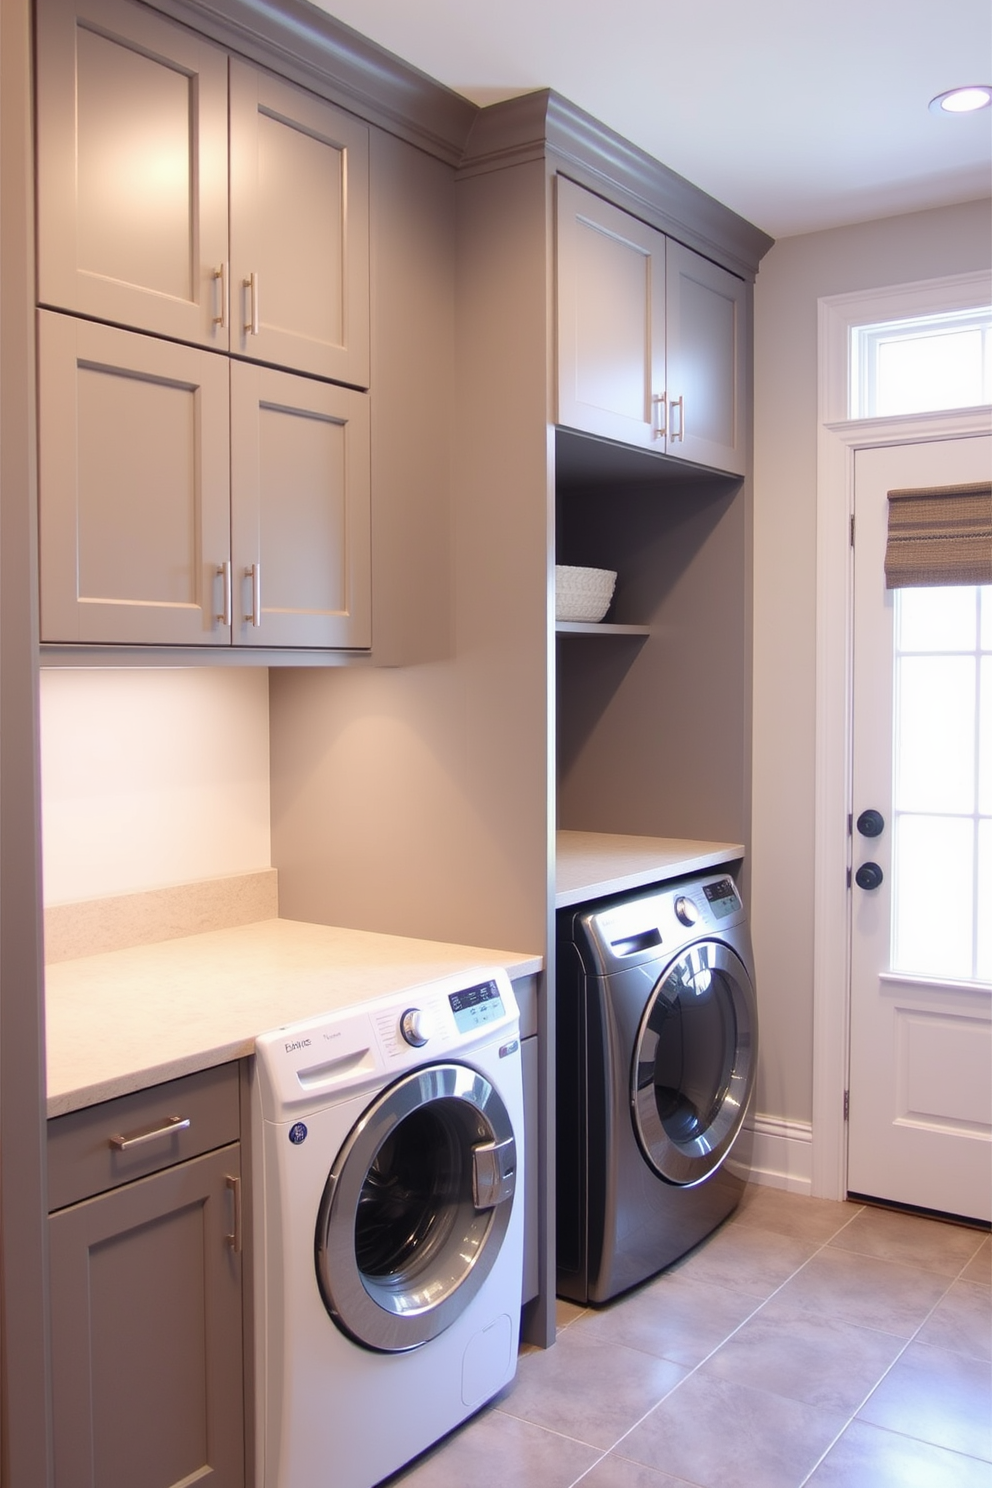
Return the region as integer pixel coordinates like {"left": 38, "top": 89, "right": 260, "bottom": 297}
{"left": 315, "top": 1062, "right": 517, "bottom": 1352}
{"left": 632, "top": 940, "right": 756, "bottom": 1186}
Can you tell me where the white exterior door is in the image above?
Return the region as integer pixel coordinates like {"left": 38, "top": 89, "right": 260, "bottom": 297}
{"left": 847, "top": 433, "right": 991, "bottom": 1221}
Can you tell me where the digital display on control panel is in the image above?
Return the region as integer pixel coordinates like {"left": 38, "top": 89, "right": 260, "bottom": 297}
{"left": 448, "top": 979, "right": 505, "bottom": 1032}
{"left": 703, "top": 878, "right": 740, "bottom": 920}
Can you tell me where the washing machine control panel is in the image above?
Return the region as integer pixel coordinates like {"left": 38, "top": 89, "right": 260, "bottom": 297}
{"left": 254, "top": 967, "right": 520, "bottom": 1118}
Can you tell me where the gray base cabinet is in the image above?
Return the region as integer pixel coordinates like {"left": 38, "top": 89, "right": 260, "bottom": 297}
{"left": 556, "top": 176, "right": 748, "bottom": 476}
{"left": 47, "top": 1067, "right": 245, "bottom": 1488}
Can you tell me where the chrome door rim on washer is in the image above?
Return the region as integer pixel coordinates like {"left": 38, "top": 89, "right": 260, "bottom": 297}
{"left": 315, "top": 1062, "right": 517, "bottom": 1352}
{"left": 631, "top": 940, "right": 756, "bottom": 1187}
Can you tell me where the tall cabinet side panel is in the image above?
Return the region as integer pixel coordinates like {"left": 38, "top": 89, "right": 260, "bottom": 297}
{"left": 1, "top": 0, "right": 53, "bottom": 1480}
{"left": 270, "top": 149, "right": 552, "bottom": 956}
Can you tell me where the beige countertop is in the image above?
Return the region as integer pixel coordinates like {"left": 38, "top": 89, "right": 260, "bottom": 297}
{"left": 556, "top": 831, "right": 744, "bottom": 908}
{"left": 45, "top": 917, "right": 542, "bottom": 1117}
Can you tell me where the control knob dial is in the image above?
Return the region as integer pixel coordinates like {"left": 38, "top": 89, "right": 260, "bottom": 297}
{"left": 400, "top": 1008, "right": 431, "bottom": 1047}
{"left": 674, "top": 895, "right": 700, "bottom": 928}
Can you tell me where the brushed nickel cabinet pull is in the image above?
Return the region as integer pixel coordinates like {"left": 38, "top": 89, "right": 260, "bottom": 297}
{"left": 672, "top": 394, "right": 685, "bottom": 442}
{"left": 225, "top": 1174, "right": 242, "bottom": 1252}
{"left": 217, "top": 560, "right": 232, "bottom": 627}
{"left": 108, "top": 1115, "right": 190, "bottom": 1151}
{"left": 244, "top": 271, "right": 260, "bottom": 336}
{"left": 212, "top": 262, "right": 228, "bottom": 329}
{"left": 246, "top": 563, "right": 262, "bottom": 627}
{"left": 652, "top": 392, "right": 667, "bottom": 439}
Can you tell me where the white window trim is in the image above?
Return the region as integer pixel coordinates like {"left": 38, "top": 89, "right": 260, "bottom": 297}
{"left": 812, "top": 269, "right": 992, "bottom": 1200}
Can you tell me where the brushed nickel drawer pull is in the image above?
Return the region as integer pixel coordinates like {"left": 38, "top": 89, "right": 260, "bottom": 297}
{"left": 108, "top": 1115, "right": 190, "bottom": 1152}
{"left": 225, "top": 1174, "right": 242, "bottom": 1252}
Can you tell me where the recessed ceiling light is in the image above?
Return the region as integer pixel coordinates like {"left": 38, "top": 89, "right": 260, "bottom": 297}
{"left": 929, "top": 85, "right": 992, "bottom": 114}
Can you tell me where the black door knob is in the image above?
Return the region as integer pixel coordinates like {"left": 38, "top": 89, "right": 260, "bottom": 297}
{"left": 855, "top": 862, "right": 884, "bottom": 891}
{"left": 857, "top": 809, "right": 885, "bottom": 838}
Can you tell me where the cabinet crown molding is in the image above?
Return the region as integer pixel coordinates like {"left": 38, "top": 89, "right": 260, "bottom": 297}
{"left": 155, "top": 2, "right": 773, "bottom": 276}
{"left": 461, "top": 89, "right": 773, "bottom": 280}
{"left": 155, "top": 0, "right": 479, "bottom": 164}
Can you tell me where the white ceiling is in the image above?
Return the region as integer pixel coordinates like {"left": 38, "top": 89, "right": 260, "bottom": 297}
{"left": 312, "top": 0, "right": 992, "bottom": 239}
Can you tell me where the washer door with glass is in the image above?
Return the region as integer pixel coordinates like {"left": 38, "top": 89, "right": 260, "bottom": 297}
{"left": 315, "top": 1062, "right": 517, "bottom": 1353}
{"left": 631, "top": 940, "right": 756, "bottom": 1187}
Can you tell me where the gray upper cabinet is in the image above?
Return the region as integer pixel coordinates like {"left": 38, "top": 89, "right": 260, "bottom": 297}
{"left": 35, "top": 0, "right": 229, "bottom": 350}
{"left": 556, "top": 177, "right": 665, "bottom": 451}
{"left": 230, "top": 362, "right": 371, "bottom": 649}
{"left": 38, "top": 311, "right": 371, "bottom": 649}
{"left": 229, "top": 62, "right": 370, "bottom": 387}
{"left": 664, "top": 239, "right": 747, "bottom": 475}
{"left": 556, "top": 177, "right": 747, "bottom": 476}
{"left": 38, "top": 312, "right": 233, "bottom": 646}
{"left": 36, "top": 0, "right": 370, "bottom": 388}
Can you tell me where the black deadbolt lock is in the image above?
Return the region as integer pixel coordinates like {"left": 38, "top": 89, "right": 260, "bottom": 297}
{"left": 856, "top": 809, "right": 885, "bottom": 838}
{"left": 855, "top": 862, "right": 884, "bottom": 891}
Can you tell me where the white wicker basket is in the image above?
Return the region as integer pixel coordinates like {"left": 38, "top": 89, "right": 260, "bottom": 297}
{"left": 555, "top": 565, "right": 617, "bottom": 623}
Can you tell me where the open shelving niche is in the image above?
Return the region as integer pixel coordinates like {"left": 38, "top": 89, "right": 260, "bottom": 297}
{"left": 554, "top": 425, "right": 751, "bottom": 857}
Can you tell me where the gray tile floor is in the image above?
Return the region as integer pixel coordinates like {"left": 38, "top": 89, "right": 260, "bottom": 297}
{"left": 386, "top": 1187, "right": 992, "bottom": 1488}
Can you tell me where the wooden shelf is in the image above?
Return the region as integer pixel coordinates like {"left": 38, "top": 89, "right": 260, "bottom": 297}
{"left": 555, "top": 620, "right": 651, "bottom": 636}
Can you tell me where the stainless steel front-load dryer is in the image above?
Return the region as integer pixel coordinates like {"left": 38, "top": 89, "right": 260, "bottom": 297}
{"left": 556, "top": 869, "right": 758, "bottom": 1305}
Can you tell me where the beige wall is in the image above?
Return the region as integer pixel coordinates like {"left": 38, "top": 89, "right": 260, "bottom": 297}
{"left": 39, "top": 668, "right": 271, "bottom": 903}
{"left": 750, "top": 196, "right": 992, "bottom": 1124}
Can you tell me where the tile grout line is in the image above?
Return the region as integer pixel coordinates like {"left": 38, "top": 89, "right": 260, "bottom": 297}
{"left": 795, "top": 1218, "right": 990, "bottom": 1485}
{"left": 579, "top": 1204, "right": 979, "bottom": 1488}
{"left": 553, "top": 1207, "right": 873, "bottom": 1483}
{"left": 503, "top": 1205, "right": 988, "bottom": 1488}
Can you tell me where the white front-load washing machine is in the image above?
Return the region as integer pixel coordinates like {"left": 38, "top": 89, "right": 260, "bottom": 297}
{"left": 252, "top": 967, "right": 525, "bottom": 1488}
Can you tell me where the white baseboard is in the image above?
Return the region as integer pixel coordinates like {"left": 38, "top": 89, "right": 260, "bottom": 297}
{"left": 746, "top": 1113, "right": 814, "bottom": 1195}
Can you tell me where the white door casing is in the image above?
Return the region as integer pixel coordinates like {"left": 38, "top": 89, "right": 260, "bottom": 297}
{"left": 812, "top": 271, "right": 992, "bottom": 1201}
{"left": 847, "top": 435, "right": 991, "bottom": 1220}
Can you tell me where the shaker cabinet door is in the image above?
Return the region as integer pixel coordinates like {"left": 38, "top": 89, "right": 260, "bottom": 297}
{"left": 555, "top": 177, "right": 747, "bottom": 474}
{"left": 230, "top": 362, "right": 371, "bottom": 648}
{"left": 36, "top": 0, "right": 230, "bottom": 349}
{"left": 665, "top": 240, "right": 747, "bottom": 476}
{"left": 229, "top": 61, "right": 370, "bottom": 387}
{"left": 49, "top": 1145, "right": 244, "bottom": 1488}
{"left": 556, "top": 177, "right": 666, "bottom": 450}
{"left": 38, "top": 312, "right": 232, "bottom": 646}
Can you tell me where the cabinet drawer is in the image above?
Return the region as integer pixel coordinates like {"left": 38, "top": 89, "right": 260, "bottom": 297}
{"left": 48, "top": 1063, "right": 240, "bottom": 1212}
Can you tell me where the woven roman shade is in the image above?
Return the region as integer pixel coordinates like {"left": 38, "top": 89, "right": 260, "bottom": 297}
{"left": 884, "top": 481, "right": 992, "bottom": 588}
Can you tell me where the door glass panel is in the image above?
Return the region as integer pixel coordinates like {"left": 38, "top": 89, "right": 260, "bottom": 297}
{"left": 646, "top": 963, "right": 736, "bottom": 1144}
{"left": 355, "top": 1103, "right": 464, "bottom": 1282}
{"left": 979, "top": 819, "right": 992, "bottom": 982}
{"left": 897, "top": 584, "right": 977, "bottom": 652}
{"left": 890, "top": 585, "right": 990, "bottom": 982}
{"left": 892, "top": 815, "right": 974, "bottom": 978}
{"left": 981, "top": 653, "right": 992, "bottom": 816}
{"left": 895, "top": 654, "right": 975, "bottom": 814}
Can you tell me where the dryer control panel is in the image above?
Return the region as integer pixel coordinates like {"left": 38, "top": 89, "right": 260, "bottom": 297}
{"left": 573, "top": 870, "right": 747, "bottom": 977}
